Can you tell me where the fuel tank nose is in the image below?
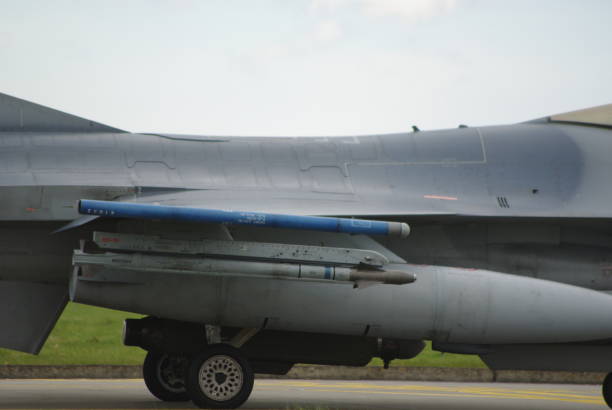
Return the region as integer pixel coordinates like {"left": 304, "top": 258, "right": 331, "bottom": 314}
{"left": 430, "top": 267, "right": 612, "bottom": 344}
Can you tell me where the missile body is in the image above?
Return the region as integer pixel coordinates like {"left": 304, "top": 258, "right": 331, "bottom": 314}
{"left": 73, "top": 251, "right": 417, "bottom": 285}
{"left": 78, "top": 199, "right": 411, "bottom": 238}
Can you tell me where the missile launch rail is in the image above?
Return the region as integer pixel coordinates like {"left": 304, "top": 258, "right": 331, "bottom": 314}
{"left": 72, "top": 231, "right": 417, "bottom": 287}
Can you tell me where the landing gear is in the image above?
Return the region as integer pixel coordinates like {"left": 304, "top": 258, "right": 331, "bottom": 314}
{"left": 142, "top": 351, "right": 189, "bottom": 402}
{"left": 603, "top": 373, "right": 612, "bottom": 408}
{"left": 186, "top": 344, "right": 254, "bottom": 409}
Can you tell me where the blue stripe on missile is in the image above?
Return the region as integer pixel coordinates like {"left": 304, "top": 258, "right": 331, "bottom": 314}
{"left": 78, "top": 199, "right": 396, "bottom": 236}
{"left": 324, "top": 266, "right": 332, "bottom": 279}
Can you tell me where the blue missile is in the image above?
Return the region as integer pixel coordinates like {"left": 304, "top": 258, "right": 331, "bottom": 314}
{"left": 78, "top": 199, "right": 410, "bottom": 238}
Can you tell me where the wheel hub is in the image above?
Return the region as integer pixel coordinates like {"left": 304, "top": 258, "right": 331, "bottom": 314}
{"left": 198, "top": 354, "right": 243, "bottom": 401}
{"left": 157, "top": 355, "right": 187, "bottom": 393}
{"left": 215, "top": 372, "right": 228, "bottom": 384}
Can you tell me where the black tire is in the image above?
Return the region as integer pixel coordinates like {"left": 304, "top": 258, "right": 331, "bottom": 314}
{"left": 186, "top": 344, "right": 254, "bottom": 409}
{"left": 143, "top": 351, "right": 190, "bottom": 402}
{"left": 604, "top": 373, "right": 612, "bottom": 409}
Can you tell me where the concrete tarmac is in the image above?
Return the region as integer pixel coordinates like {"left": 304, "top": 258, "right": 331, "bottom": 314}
{"left": 0, "top": 379, "right": 607, "bottom": 409}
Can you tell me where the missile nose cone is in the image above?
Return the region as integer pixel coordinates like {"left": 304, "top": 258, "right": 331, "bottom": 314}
{"left": 388, "top": 222, "right": 410, "bottom": 238}
{"left": 399, "top": 223, "right": 410, "bottom": 238}
{"left": 349, "top": 269, "right": 417, "bottom": 285}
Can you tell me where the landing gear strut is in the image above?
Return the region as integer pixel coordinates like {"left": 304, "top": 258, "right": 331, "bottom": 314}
{"left": 186, "top": 344, "right": 254, "bottom": 409}
{"left": 603, "top": 373, "right": 612, "bottom": 408}
{"left": 142, "top": 351, "right": 189, "bottom": 402}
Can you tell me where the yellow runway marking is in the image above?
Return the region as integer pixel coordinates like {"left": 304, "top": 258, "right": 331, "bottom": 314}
{"left": 300, "top": 388, "right": 604, "bottom": 405}
{"left": 455, "top": 387, "right": 599, "bottom": 400}
{"left": 256, "top": 381, "right": 604, "bottom": 406}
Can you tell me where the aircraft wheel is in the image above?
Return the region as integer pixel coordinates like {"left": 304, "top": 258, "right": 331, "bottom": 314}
{"left": 186, "top": 344, "right": 254, "bottom": 409}
{"left": 603, "top": 373, "right": 612, "bottom": 408}
{"left": 143, "top": 351, "right": 189, "bottom": 402}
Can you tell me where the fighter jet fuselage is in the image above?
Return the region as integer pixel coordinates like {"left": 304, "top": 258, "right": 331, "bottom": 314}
{"left": 2, "top": 121, "right": 612, "bottom": 286}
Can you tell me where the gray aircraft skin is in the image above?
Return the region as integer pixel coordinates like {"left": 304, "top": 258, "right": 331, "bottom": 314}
{"left": 2, "top": 92, "right": 612, "bottom": 408}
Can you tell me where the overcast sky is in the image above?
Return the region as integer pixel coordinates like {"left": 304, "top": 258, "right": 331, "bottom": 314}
{"left": 1, "top": 0, "right": 610, "bottom": 135}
